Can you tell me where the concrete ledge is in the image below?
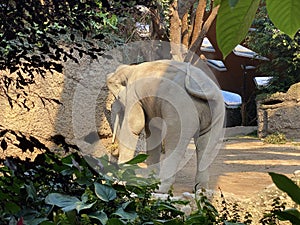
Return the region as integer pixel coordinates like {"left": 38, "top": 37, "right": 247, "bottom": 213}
{"left": 224, "top": 126, "right": 257, "bottom": 138}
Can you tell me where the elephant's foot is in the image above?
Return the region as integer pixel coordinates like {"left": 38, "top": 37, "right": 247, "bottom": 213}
{"left": 156, "top": 182, "right": 173, "bottom": 193}
{"left": 156, "top": 176, "right": 176, "bottom": 193}
{"left": 195, "top": 170, "right": 209, "bottom": 190}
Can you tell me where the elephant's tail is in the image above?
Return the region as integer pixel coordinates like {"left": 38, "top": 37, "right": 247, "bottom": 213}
{"left": 184, "top": 62, "right": 218, "bottom": 101}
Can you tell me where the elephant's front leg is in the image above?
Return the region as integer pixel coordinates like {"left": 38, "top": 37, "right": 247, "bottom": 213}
{"left": 117, "top": 102, "right": 145, "bottom": 163}
{"left": 144, "top": 118, "right": 165, "bottom": 176}
{"left": 117, "top": 120, "right": 141, "bottom": 163}
{"left": 118, "top": 137, "right": 139, "bottom": 163}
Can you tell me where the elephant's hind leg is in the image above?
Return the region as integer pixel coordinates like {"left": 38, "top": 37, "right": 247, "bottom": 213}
{"left": 158, "top": 123, "right": 190, "bottom": 193}
{"left": 194, "top": 129, "right": 212, "bottom": 190}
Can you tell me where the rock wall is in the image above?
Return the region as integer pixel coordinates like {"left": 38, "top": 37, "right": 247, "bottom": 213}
{"left": 257, "top": 82, "right": 300, "bottom": 139}
{"left": 1, "top": 55, "right": 116, "bottom": 157}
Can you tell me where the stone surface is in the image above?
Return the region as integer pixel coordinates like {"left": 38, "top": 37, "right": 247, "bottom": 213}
{"left": 257, "top": 82, "right": 300, "bottom": 139}
{"left": 1, "top": 55, "right": 116, "bottom": 156}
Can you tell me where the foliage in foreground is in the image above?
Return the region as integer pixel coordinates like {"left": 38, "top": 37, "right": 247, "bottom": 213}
{"left": 1, "top": 138, "right": 300, "bottom": 225}
{"left": 261, "top": 172, "right": 300, "bottom": 225}
{"left": 0, "top": 147, "right": 253, "bottom": 225}
{"left": 0, "top": 151, "right": 162, "bottom": 225}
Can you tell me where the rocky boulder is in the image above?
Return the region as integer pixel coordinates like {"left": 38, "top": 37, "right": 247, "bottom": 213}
{"left": 257, "top": 82, "right": 300, "bottom": 139}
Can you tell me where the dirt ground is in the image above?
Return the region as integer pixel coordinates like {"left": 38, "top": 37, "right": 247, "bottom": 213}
{"left": 173, "top": 127, "right": 300, "bottom": 198}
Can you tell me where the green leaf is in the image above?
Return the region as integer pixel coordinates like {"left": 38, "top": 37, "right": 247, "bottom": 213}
{"left": 266, "top": 0, "right": 300, "bottom": 38}
{"left": 94, "top": 182, "right": 117, "bottom": 202}
{"left": 216, "top": 0, "right": 260, "bottom": 58}
{"left": 275, "top": 209, "right": 300, "bottom": 224}
{"left": 107, "top": 218, "right": 125, "bottom": 225}
{"left": 45, "top": 193, "right": 79, "bottom": 211}
{"left": 24, "top": 182, "right": 37, "bottom": 201}
{"left": 113, "top": 208, "right": 138, "bottom": 221}
{"left": 45, "top": 193, "right": 95, "bottom": 213}
{"left": 88, "top": 211, "right": 108, "bottom": 225}
{"left": 269, "top": 172, "right": 300, "bottom": 205}
{"left": 185, "top": 214, "right": 206, "bottom": 224}
{"left": 124, "top": 154, "right": 148, "bottom": 165}
{"left": 75, "top": 201, "right": 96, "bottom": 213}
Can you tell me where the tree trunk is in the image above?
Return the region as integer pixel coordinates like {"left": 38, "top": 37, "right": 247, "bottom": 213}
{"left": 168, "top": 0, "right": 218, "bottom": 63}
{"left": 169, "top": 0, "right": 184, "bottom": 61}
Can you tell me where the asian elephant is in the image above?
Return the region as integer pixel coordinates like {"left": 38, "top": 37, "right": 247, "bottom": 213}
{"left": 106, "top": 60, "right": 225, "bottom": 192}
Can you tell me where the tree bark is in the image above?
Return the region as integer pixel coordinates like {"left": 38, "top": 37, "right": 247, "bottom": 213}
{"left": 169, "top": 0, "right": 184, "bottom": 61}
{"left": 178, "top": 0, "right": 197, "bottom": 19}
{"left": 181, "top": 11, "right": 189, "bottom": 47}
{"left": 186, "top": 5, "right": 219, "bottom": 62}
{"left": 190, "top": 0, "right": 206, "bottom": 46}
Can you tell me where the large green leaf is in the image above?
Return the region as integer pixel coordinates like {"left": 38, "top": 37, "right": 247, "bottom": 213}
{"left": 94, "top": 182, "right": 117, "bottom": 202}
{"left": 269, "top": 172, "right": 300, "bottom": 205}
{"left": 216, "top": 0, "right": 260, "bottom": 58}
{"left": 45, "top": 193, "right": 79, "bottom": 211}
{"left": 113, "top": 208, "right": 138, "bottom": 221}
{"left": 266, "top": 0, "right": 300, "bottom": 38}
{"left": 45, "top": 193, "right": 95, "bottom": 213}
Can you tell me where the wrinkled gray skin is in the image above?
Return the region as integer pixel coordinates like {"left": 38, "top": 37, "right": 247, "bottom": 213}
{"left": 107, "top": 60, "right": 225, "bottom": 192}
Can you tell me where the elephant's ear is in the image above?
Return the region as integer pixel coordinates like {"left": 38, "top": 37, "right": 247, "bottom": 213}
{"left": 106, "top": 65, "right": 133, "bottom": 98}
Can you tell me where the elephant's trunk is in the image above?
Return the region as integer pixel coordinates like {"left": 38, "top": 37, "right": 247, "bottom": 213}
{"left": 112, "top": 113, "right": 119, "bottom": 143}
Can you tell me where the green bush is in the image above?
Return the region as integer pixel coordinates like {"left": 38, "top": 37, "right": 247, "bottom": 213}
{"left": 245, "top": 2, "right": 300, "bottom": 94}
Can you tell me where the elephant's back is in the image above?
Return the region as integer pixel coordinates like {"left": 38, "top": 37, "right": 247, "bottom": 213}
{"left": 132, "top": 60, "right": 187, "bottom": 85}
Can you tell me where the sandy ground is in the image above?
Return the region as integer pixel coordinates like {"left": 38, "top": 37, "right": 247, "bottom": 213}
{"left": 173, "top": 127, "right": 300, "bottom": 198}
